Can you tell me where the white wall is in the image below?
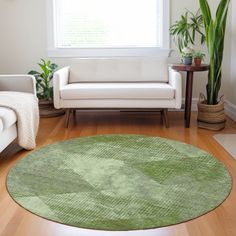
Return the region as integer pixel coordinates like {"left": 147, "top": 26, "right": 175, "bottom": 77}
{"left": 0, "top": 0, "right": 235, "bottom": 105}
{"left": 0, "top": 0, "right": 47, "bottom": 74}
{"left": 229, "top": 0, "right": 236, "bottom": 105}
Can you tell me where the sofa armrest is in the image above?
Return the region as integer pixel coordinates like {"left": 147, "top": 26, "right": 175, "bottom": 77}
{"left": 53, "top": 67, "right": 70, "bottom": 109}
{"left": 168, "top": 68, "right": 182, "bottom": 109}
{"left": 0, "top": 75, "right": 36, "bottom": 95}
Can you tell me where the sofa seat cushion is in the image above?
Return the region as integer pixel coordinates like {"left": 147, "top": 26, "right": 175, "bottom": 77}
{"left": 0, "top": 107, "right": 17, "bottom": 131}
{"left": 60, "top": 83, "right": 175, "bottom": 100}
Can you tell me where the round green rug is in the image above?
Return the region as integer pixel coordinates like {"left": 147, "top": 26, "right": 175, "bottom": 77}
{"left": 7, "top": 135, "right": 232, "bottom": 231}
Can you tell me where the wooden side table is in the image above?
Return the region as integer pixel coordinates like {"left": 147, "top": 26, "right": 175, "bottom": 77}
{"left": 170, "top": 64, "right": 209, "bottom": 128}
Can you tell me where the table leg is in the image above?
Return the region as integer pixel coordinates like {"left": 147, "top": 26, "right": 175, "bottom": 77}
{"left": 184, "top": 75, "right": 190, "bottom": 120}
{"left": 185, "top": 71, "right": 194, "bottom": 128}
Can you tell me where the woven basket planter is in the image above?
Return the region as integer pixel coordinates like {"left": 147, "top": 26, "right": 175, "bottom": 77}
{"left": 39, "top": 100, "right": 65, "bottom": 118}
{"left": 197, "top": 94, "right": 226, "bottom": 131}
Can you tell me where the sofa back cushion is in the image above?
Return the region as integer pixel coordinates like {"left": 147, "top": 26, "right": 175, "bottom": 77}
{"left": 69, "top": 57, "right": 168, "bottom": 83}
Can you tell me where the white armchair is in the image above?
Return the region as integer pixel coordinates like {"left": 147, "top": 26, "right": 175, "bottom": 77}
{"left": 53, "top": 58, "right": 182, "bottom": 127}
{"left": 0, "top": 75, "right": 36, "bottom": 152}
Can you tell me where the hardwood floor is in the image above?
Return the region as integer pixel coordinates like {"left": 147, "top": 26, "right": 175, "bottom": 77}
{"left": 0, "top": 111, "right": 236, "bottom": 236}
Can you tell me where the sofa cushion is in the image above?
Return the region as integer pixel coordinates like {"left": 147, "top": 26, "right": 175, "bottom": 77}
{"left": 60, "top": 83, "right": 175, "bottom": 100}
{"left": 0, "top": 107, "right": 17, "bottom": 131}
{"left": 69, "top": 58, "right": 169, "bottom": 83}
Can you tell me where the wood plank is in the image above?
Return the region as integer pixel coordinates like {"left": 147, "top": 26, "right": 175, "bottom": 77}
{"left": 0, "top": 111, "right": 236, "bottom": 236}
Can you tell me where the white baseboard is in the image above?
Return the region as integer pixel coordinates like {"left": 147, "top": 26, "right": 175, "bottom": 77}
{"left": 181, "top": 98, "right": 236, "bottom": 122}
{"left": 225, "top": 100, "right": 236, "bottom": 121}
{"left": 181, "top": 98, "right": 198, "bottom": 112}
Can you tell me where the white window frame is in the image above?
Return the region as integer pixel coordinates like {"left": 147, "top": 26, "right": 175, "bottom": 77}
{"left": 47, "top": 0, "right": 170, "bottom": 58}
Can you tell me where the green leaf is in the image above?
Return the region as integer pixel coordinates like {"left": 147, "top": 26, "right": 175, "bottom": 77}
{"left": 28, "top": 70, "right": 40, "bottom": 76}
{"left": 216, "top": 0, "right": 230, "bottom": 29}
{"left": 199, "top": 0, "right": 212, "bottom": 27}
{"left": 49, "top": 63, "right": 58, "bottom": 71}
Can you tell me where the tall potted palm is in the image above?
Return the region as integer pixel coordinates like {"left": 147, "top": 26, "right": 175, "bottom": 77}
{"left": 197, "top": 0, "right": 230, "bottom": 130}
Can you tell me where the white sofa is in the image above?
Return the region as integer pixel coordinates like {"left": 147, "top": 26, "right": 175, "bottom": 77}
{"left": 0, "top": 75, "right": 36, "bottom": 152}
{"left": 53, "top": 58, "right": 182, "bottom": 127}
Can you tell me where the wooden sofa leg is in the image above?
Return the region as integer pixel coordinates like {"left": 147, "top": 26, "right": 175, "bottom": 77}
{"left": 160, "top": 109, "right": 164, "bottom": 125}
{"left": 163, "top": 108, "right": 170, "bottom": 128}
{"left": 65, "top": 109, "right": 72, "bottom": 128}
{"left": 73, "top": 109, "right": 77, "bottom": 124}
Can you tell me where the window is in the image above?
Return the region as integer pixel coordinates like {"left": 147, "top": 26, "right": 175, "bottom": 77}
{"left": 47, "top": 0, "right": 170, "bottom": 57}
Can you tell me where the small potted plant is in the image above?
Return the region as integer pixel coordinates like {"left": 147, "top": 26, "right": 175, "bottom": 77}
{"left": 193, "top": 51, "right": 205, "bottom": 66}
{"left": 181, "top": 47, "right": 194, "bottom": 65}
{"left": 29, "top": 59, "right": 64, "bottom": 117}
{"left": 170, "top": 9, "right": 205, "bottom": 54}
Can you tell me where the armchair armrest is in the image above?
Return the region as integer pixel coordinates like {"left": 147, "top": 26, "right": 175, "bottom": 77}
{"left": 53, "top": 67, "right": 70, "bottom": 109}
{"left": 0, "top": 75, "right": 36, "bottom": 95}
{"left": 168, "top": 68, "right": 182, "bottom": 109}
